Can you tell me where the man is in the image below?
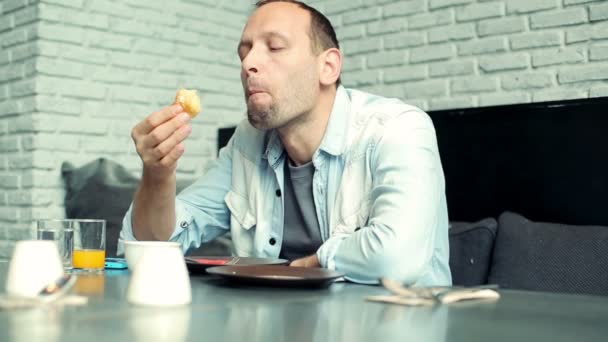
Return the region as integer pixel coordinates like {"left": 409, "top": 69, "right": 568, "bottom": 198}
{"left": 120, "top": 0, "right": 451, "bottom": 285}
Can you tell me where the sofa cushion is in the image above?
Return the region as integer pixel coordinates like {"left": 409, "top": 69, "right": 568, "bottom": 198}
{"left": 61, "top": 158, "right": 232, "bottom": 257}
{"left": 448, "top": 218, "right": 498, "bottom": 286}
{"left": 489, "top": 211, "right": 608, "bottom": 295}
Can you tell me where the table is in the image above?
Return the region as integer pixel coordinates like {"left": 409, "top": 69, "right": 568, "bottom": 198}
{"left": 1, "top": 262, "right": 608, "bottom": 342}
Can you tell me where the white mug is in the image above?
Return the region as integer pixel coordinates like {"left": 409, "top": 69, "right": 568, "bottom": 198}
{"left": 123, "top": 240, "right": 181, "bottom": 272}
{"left": 6, "top": 240, "right": 64, "bottom": 297}
{"left": 127, "top": 243, "right": 191, "bottom": 306}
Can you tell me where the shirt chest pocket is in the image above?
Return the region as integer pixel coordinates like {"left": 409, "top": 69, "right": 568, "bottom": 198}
{"left": 225, "top": 191, "right": 256, "bottom": 255}
{"left": 225, "top": 191, "right": 256, "bottom": 229}
{"left": 336, "top": 196, "right": 372, "bottom": 234}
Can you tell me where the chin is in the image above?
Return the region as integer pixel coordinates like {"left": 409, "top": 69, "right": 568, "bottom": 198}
{"left": 247, "top": 112, "right": 272, "bottom": 130}
{"left": 248, "top": 119, "right": 274, "bottom": 131}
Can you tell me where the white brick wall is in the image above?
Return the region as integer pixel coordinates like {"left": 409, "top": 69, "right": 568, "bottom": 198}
{"left": 0, "top": 0, "right": 248, "bottom": 259}
{"left": 0, "top": 0, "right": 39, "bottom": 257}
{"left": 307, "top": 0, "right": 608, "bottom": 110}
{"left": 2, "top": 0, "right": 608, "bottom": 259}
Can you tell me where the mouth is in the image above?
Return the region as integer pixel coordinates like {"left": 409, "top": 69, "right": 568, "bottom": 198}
{"left": 247, "top": 89, "right": 266, "bottom": 98}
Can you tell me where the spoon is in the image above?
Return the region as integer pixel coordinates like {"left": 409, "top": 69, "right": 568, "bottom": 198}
{"left": 0, "top": 274, "right": 77, "bottom": 309}
{"left": 37, "top": 274, "right": 77, "bottom": 303}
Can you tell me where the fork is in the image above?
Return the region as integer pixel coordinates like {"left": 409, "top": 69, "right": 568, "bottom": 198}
{"left": 226, "top": 257, "right": 241, "bottom": 265}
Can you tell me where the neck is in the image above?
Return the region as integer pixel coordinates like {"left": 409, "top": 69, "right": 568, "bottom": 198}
{"left": 278, "top": 86, "right": 337, "bottom": 166}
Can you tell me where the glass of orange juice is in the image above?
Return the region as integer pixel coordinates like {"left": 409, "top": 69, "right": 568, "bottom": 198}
{"left": 72, "top": 219, "right": 106, "bottom": 273}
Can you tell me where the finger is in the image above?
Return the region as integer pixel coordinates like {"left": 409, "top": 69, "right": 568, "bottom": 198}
{"left": 142, "top": 112, "right": 191, "bottom": 149}
{"left": 290, "top": 259, "right": 303, "bottom": 267}
{"left": 134, "top": 104, "right": 183, "bottom": 135}
{"left": 159, "top": 143, "right": 186, "bottom": 167}
{"left": 151, "top": 124, "right": 192, "bottom": 160}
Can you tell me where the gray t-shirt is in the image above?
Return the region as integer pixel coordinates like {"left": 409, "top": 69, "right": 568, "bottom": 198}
{"left": 279, "top": 159, "right": 323, "bottom": 261}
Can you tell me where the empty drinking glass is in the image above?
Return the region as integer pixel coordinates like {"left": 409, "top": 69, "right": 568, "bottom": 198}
{"left": 37, "top": 219, "right": 75, "bottom": 270}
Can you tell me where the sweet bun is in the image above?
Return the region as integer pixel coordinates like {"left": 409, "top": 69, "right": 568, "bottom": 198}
{"left": 175, "top": 88, "right": 201, "bottom": 118}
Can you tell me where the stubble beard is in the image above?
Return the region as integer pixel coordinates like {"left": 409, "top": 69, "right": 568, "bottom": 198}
{"left": 246, "top": 70, "right": 318, "bottom": 131}
{"left": 247, "top": 102, "right": 278, "bottom": 131}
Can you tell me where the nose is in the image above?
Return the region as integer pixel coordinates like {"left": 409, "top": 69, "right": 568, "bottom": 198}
{"left": 241, "top": 47, "right": 260, "bottom": 78}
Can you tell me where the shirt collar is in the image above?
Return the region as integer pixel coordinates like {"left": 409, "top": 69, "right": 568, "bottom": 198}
{"left": 317, "top": 85, "right": 350, "bottom": 156}
{"left": 263, "top": 85, "right": 351, "bottom": 162}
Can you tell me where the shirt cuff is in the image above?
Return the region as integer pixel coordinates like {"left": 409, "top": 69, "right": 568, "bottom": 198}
{"left": 169, "top": 201, "right": 197, "bottom": 254}
{"left": 117, "top": 203, "right": 136, "bottom": 256}
{"left": 117, "top": 200, "right": 195, "bottom": 256}
{"left": 172, "top": 201, "right": 195, "bottom": 238}
{"left": 316, "top": 234, "right": 380, "bottom": 285}
{"left": 317, "top": 236, "right": 345, "bottom": 271}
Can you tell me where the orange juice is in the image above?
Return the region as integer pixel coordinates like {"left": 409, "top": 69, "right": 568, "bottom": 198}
{"left": 73, "top": 249, "right": 105, "bottom": 269}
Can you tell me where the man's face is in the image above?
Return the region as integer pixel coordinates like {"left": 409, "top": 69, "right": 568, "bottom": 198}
{"left": 238, "top": 2, "right": 321, "bottom": 130}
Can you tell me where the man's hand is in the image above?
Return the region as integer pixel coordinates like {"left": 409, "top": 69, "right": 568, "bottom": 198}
{"left": 290, "top": 254, "right": 320, "bottom": 268}
{"left": 130, "top": 104, "right": 192, "bottom": 241}
{"left": 131, "top": 104, "right": 192, "bottom": 181}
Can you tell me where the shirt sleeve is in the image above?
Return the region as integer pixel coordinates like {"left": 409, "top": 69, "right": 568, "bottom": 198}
{"left": 317, "top": 111, "right": 446, "bottom": 285}
{"left": 118, "top": 133, "right": 235, "bottom": 256}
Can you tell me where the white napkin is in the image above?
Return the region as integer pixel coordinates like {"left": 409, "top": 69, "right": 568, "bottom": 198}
{"left": 367, "top": 289, "right": 500, "bottom": 306}
{"left": 367, "top": 279, "right": 501, "bottom": 306}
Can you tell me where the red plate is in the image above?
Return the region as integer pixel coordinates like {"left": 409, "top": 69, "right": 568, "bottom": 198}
{"left": 185, "top": 256, "right": 288, "bottom": 274}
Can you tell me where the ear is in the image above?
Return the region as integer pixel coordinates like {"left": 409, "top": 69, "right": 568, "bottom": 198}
{"left": 319, "top": 48, "right": 342, "bottom": 87}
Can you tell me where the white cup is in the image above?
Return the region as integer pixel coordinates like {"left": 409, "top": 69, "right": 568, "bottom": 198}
{"left": 123, "top": 240, "right": 181, "bottom": 272}
{"left": 127, "top": 243, "right": 191, "bottom": 306}
{"left": 6, "top": 240, "right": 64, "bottom": 298}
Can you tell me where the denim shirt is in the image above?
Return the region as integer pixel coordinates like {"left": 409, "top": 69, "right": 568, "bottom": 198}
{"left": 120, "top": 86, "right": 452, "bottom": 286}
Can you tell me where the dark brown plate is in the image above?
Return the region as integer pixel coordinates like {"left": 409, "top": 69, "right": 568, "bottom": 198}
{"left": 185, "top": 257, "right": 288, "bottom": 274}
{"left": 206, "top": 265, "right": 345, "bottom": 288}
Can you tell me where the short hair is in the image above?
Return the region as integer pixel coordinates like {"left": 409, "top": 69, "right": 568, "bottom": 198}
{"left": 254, "top": 0, "right": 341, "bottom": 86}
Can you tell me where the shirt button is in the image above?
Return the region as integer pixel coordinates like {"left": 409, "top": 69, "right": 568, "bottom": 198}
{"left": 180, "top": 221, "right": 189, "bottom": 229}
{"left": 269, "top": 238, "right": 276, "bottom": 246}
{"left": 275, "top": 189, "right": 281, "bottom": 197}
